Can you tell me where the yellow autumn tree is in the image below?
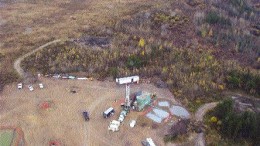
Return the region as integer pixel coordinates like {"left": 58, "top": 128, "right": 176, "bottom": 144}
{"left": 141, "top": 50, "right": 145, "bottom": 56}
{"left": 138, "top": 38, "right": 145, "bottom": 48}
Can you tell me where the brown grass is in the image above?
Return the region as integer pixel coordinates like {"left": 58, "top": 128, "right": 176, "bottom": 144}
{"left": 0, "top": 0, "right": 165, "bottom": 90}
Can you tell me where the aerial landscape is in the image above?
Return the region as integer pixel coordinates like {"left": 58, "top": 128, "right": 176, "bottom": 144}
{"left": 0, "top": 0, "right": 259, "bottom": 146}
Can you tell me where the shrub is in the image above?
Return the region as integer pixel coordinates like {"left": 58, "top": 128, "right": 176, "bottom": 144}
{"left": 0, "top": 70, "right": 19, "bottom": 91}
{"left": 226, "top": 70, "right": 260, "bottom": 96}
{"left": 126, "top": 54, "right": 146, "bottom": 69}
{"left": 213, "top": 99, "right": 234, "bottom": 120}
{"left": 210, "top": 116, "right": 218, "bottom": 123}
{"left": 235, "top": 34, "right": 257, "bottom": 53}
{"left": 164, "top": 135, "right": 177, "bottom": 143}
{"left": 138, "top": 38, "right": 145, "bottom": 48}
{"left": 229, "top": 0, "right": 252, "bottom": 15}
{"left": 205, "top": 11, "right": 231, "bottom": 26}
{"left": 109, "top": 67, "right": 118, "bottom": 79}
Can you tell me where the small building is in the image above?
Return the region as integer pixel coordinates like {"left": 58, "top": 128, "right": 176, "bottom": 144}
{"left": 135, "top": 91, "right": 151, "bottom": 111}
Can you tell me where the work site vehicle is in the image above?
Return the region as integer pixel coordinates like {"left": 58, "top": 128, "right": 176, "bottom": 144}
{"left": 118, "top": 114, "right": 125, "bottom": 123}
{"left": 141, "top": 138, "right": 156, "bottom": 146}
{"left": 129, "top": 120, "right": 136, "bottom": 128}
{"left": 118, "top": 109, "right": 128, "bottom": 123}
{"left": 17, "top": 83, "right": 23, "bottom": 89}
{"left": 108, "top": 120, "right": 120, "bottom": 132}
{"left": 103, "top": 107, "right": 115, "bottom": 118}
{"left": 82, "top": 111, "right": 90, "bottom": 121}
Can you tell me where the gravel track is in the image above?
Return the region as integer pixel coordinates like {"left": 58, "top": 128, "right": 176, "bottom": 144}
{"left": 13, "top": 39, "right": 61, "bottom": 78}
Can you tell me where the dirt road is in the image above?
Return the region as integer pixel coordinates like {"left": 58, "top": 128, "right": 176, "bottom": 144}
{"left": 13, "top": 39, "right": 61, "bottom": 78}
{"left": 195, "top": 102, "right": 218, "bottom": 121}
{"left": 194, "top": 102, "right": 218, "bottom": 146}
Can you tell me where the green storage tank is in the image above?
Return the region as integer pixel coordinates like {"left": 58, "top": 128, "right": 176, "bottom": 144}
{"left": 136, "top": 91, "right": 151, "bottom": 111}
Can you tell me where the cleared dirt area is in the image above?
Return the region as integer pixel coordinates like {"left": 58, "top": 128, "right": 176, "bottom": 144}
{"left": 0, "top": 77, "right": 177, "bottom": 146}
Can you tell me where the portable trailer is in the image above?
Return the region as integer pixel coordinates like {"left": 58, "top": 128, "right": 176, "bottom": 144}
{"left": 103, "top": 107, "right": 115, "bottom": 118}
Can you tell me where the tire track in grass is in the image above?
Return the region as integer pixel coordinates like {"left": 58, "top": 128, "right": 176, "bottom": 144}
{"left": 14, "top": 39, "right": 61, "bottom": 78}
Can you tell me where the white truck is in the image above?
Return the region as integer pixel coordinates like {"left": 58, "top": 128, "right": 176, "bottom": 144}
{"left": 28, "top": 85, "right": 34, "bottom": 91}
{"left": 39, "top": 83, "right": 44, "bottom": 89}
{"left": 141, "top": 138, "right": 156, "bottom": 146}
{"left": 17, "top": 83, "right": 23, "bottom": 89}
{"left": 129, "top": 120, "right": 136, "bottom": 128}
{"left": 108, "top": 120, "right": 120, "bottom": 132}
{"left": 118, "top": 114, "right": 125, "bottom": 123}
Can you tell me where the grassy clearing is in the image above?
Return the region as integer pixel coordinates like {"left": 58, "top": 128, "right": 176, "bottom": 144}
{"left": 0, "top": 130, "right": 14, "bottom": 146}
{"left": 0, "top": 0, "right": 161, "bottom": 90}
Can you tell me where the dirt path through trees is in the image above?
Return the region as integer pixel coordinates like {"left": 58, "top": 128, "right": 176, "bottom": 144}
{"left": 13, "top": 39, "right": 61, "bottom": 78}
{"left": 194, "top": 102, "right": 218, "bottom": 146}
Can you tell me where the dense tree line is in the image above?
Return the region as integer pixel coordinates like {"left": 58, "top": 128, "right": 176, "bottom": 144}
{"left": 226, "top": 70, "right": 260, "bottom": 96}
{"left": 209, "top": 99, "right": 260, "bottom": 145}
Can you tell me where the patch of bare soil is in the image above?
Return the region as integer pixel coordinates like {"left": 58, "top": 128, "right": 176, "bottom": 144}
{"left": 0, "top": 77, "right": 177, "bottom": 146}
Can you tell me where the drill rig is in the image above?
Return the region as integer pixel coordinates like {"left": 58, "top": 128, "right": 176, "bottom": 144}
{"left": 116, "top": 75, "right": 139, "bottom": 111}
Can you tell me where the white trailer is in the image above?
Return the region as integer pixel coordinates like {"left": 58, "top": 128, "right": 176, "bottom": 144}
{"left": 116, "top": 76, "right": 139, "bottom": 84}
{"left": 103, "top": 107, "right": 115, "bottom": 118}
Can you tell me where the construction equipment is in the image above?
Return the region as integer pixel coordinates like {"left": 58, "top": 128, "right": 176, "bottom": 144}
{"left": 108, "top": 120, "right": 120, "bottom": 132}
{"left": 108, "top": 76, "right": 139, "bottom": 132}
{"left": 116, "top": 76, "right": 139, "bottom": 111}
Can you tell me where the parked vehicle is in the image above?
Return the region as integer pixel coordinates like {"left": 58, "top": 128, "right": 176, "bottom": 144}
{"left": 118, "top": 110, "right": 128, "bottom": 123}
{"left": 141, "top": 138, "right": 156, "bottom": 146}
{"left": 129, "top": 120, "right": 136, "bottom": 128}
{"left": 103, "top": 107, "right": 115, "bottom": 118}
{"left": 68, "top": 76, "right": 76, "bottom": 79}
{"left": 17, "top": 83, "right": 23, "bottom": 89}
{"left": 120, "top": 110, "right": 128, "bottom": 116}
{"left": 82, "top": 111, "right": 90, "bottom": 121}
{"left": 39, "top": 83, "right": 44, "bottom": 89}
{"left": 53, "top": 74, "right": 61, "bottom": 79}
{"left": 28, "top": 85, "right": 34, "bottom": 91}
{"left": 118, "top": 114, "right": 125, "bottom": 123}
{"left": 108, "top": 120, "right": 120, "bottom": 132}
{"left": 61, "top": 75, "right": 69, "bottom": 79}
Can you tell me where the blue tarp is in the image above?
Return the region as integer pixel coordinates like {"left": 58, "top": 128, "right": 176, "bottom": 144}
{"left": 170, "top": 105, "right": 190, "bottom": 119}
{"left": 158, "top": 101, "right": 170, "bottom": 107}
{"left": 153, "top": 108, "right": 169, "bottom": 119}
{"left": 146, "top": 113, "right": 162, "bottom": 123}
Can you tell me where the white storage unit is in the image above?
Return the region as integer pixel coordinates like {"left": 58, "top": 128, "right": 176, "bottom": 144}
{"left": 116, "top": 76, "right": 139, "bottom": 84}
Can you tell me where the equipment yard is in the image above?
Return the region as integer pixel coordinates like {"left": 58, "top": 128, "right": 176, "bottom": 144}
{"left": 0, "top": 77, "right": 179, "bottom": 146}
